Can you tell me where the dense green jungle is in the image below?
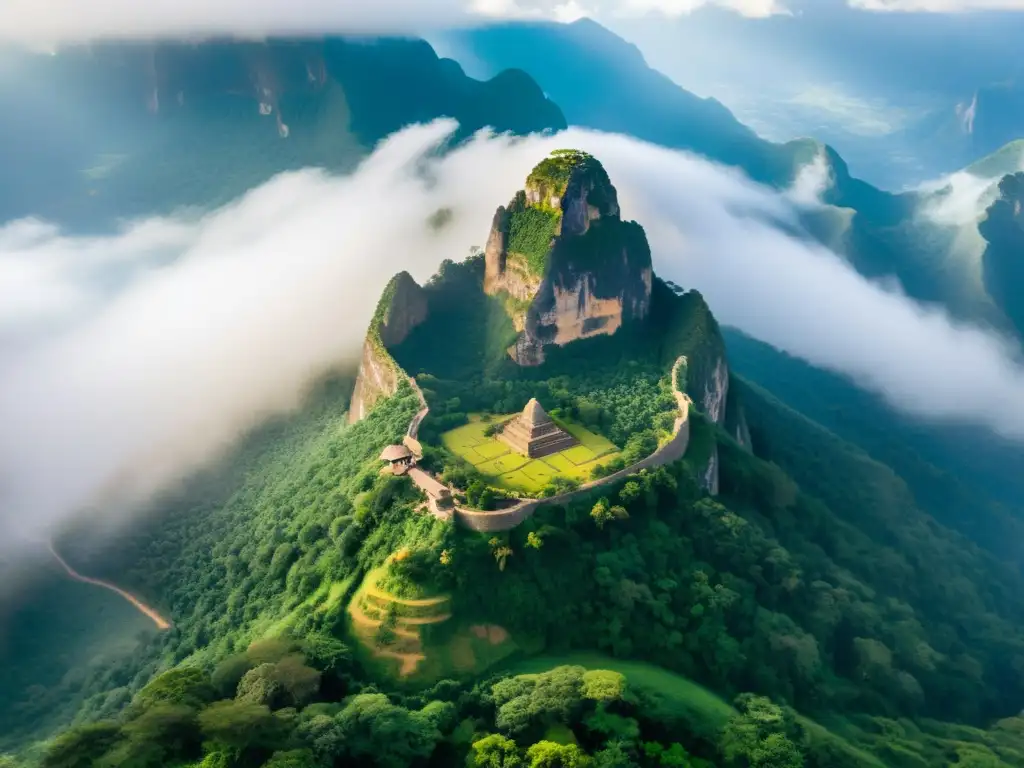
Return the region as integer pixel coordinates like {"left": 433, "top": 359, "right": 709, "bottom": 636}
{"left": 5, "top": 18, "right": 1024, "bottom": 768}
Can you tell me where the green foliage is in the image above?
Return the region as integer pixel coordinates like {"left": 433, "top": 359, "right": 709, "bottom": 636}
{"left": 96, "top": 705, "right": 201, "bottom": 768}
{"left": 23, "top": 377, "right": 421, "bottom": 726}
{"left": 263, "top": 749, "right": 318, "bottom": 768}
{"left": 211, "top": 655, "right": 255, "bottom": 699}
{"left": 524, "top": 740, "right": 590, "bottom": 767}
{"left": 366, "top": 273, "right": 405, "bottom": 364}
{"left": 593, "top": 741, "right": 638, "bottom": 767}
{"left": 493, "top": 666, "right": 587, "bottom": 738}
{"left": 300, "top": 633, "right": 351, "bottom": 675}
{"left": 506, "top": 192, "right": 562, "bottom": 276}
{"left": 304, "top": 692, "right": 441, "bottom": 768}
{"left": 722, "top": 696, "right": 804, "bottom": 768}
{"left": 589, "top": 498, "right": 628, "bottom": 530}
{"left": 132, "top": 667, "right": 216, "bottom": 712}
{"left": 470, "top": 734, "right": 524, "bottom": 767}
{"left": 198, "top": 700, "right": 279, "bottom": 750}
{"left": 21, "top": 222, "right": 1024, "bottom": 768}
{"left": 236, "top": 664, "right": 283, "bottom": 707}
{"left": 581, "top": 670, "right": 627, "bottom": 702}
{"left": 643, "top": 742, "right": 693, "bottom": 767}
{"left": 526, "top": 149, "right": 599, "bottom": 197}
{"left": 622, "top": 430, "right": 658, "bottom": 464}
{"left": 41, "top": 723, "right": 121, "bottom": 768}
{"left": 467, "top": 480, "right": 500, "bottom": 511}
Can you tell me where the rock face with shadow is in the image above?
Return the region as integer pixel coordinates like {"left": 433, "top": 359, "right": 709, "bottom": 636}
{"left": 484, "top": 150, "right": 653, "bottom": 366}
{"left": 980, "top": 172, "right": 1024, "bottom": 337}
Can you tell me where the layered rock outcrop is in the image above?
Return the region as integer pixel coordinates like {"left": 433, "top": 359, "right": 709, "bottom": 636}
{"left": 484, "top": 150, "right": 653, "bottom": 366}
{"left": 349, "top": 272, "right": 428, "bottom": 423}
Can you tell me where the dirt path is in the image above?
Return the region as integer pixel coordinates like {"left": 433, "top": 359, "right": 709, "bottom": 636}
{"left": 48, "top": 543, "right": 171, "bottom": 630}
{"left": 363, "top": 586, "right": 450, "bottom": 608}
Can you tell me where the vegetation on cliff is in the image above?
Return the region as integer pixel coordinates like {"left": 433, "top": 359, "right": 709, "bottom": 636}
{"left": 389, "top": 255, "right": 708, "bottom": 500}
{"left": 504, "top": 149, "right": 618, "bottom": 279}
{"left": 506, "top": 191, "right": 562, "bottom": 276}
{"left": 525, "top": 149, "right": 607, "bottom": 203}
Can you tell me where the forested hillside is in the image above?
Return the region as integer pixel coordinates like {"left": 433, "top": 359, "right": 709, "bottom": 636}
{"left": 723, "top": 328, "right": 1024, "bottom": 565}
{"left": 4, "top": 41, "right": 1024, "bottom": 766}
{"left": 7, "top": 245, "right": 1024, "bottom": 767}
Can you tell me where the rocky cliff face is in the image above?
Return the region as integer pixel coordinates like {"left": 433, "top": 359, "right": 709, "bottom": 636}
{"left": 980, "top": 172, "right": 1024, "bottom": 338}
{"left": 697, "top": 355, "right": 731, "bottom": 495}
{"left": 485, "top": 150, "right": 653, "bottom": 366}
{"left": 349, "top": 272, "right": 428, "bottom": 423}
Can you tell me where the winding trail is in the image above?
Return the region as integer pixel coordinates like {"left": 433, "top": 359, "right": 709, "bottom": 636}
{"left": 364, "top": 586, "right": 449, "bottom": 608}
{"left": 47, "top": 543, "right": 172, "bottom": 630}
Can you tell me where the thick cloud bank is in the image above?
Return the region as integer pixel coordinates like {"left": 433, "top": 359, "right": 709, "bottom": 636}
{"left": 5, "top": 121, "right": 1024, "bottom": 557}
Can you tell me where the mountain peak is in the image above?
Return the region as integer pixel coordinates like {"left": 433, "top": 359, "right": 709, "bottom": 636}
{"left": 522, "top": 149, "right": 620, "bottom": 233}
{"left": 484, "top": 150, "right": 652, "bottom": 366}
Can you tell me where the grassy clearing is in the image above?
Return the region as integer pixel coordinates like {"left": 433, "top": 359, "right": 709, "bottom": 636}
{"left": 441, "top": 414, "right": 621, "bottom": 496}
{"left": 557, "top": 420, "right": 618, "bottom": 453}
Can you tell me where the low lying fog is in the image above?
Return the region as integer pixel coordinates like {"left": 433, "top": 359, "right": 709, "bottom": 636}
{"left": 4, "top": 120, "right": 1024, "bottom": 562}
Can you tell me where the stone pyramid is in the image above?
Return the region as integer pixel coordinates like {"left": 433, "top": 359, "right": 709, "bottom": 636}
{"left": 499, "top": 398, "right": 577, "bottom": 459}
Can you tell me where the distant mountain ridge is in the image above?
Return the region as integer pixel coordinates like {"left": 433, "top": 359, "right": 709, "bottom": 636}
{"left": 445, "top": 20, "right": 1024, "bottom": 332}
{"left": 0, "top": 37, "right": 565, "bottom": 228}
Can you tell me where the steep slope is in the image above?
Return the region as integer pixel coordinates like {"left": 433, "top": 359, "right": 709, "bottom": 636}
{"left": 0, "top": 37, "right": 565, "bottom": 228}
{"left": 446, "top": 19, "right": 796, "bottom": 188}
{"left": 355, "top": 150, "right": 735, "bottom": 489}
{"left": 980, "top": 172, "right": 1024, "bottom": 337}
{"left": 483, "top": 149, "right": 652, "bottom": 365}
{"left": 444, "top": 21, "right": 975, "bottom": 314}
{"left": 723, "top": 328, "right": 1024, "bottom": 564}
{"left": 348, "top": 271, "right": 429, "bottom": 423}
{"left": 446, "top": 21, "right": 1024, "bottom": 544}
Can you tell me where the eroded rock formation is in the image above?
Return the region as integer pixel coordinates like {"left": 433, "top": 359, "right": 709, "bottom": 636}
{"left": 484, "top": 150, "right": 653, "bottom": 365}
{"left": 980, "top": 172, "right": 1024, "bottom": 338}
{"left": 349, "top": 272, "right": 428, "bottom": 423}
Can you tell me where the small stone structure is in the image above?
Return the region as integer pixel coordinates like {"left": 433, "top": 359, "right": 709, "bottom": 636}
{"left": 379, "top": 444, "right": 414, "bottom": 475}
{"left": 499, "top": 399, "right": 576, "bottom": 458}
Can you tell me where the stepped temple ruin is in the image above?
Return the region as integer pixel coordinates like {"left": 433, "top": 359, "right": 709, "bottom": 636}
{"left": 500, "top": 399, "right": 577, "bottom": 459}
